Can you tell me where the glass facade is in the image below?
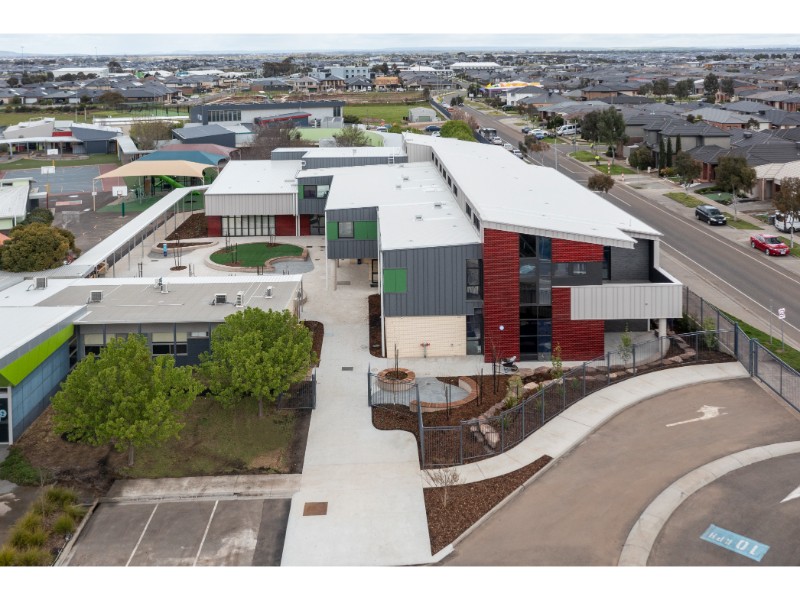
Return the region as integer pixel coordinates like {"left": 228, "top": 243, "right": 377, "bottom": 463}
{"left": 208, "top": 109, "right": 241, "bottom": 122}
{"left": 221, "top": 215, "right": 275, "bottom": 237}
{"left": 519, "top": 234, "right": 552, "bottom": 360}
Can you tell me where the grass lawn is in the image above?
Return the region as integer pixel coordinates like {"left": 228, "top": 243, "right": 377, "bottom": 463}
{"left": 298, "top": 128, "right": 383, "bottom": 146}
{"left": 721, "top": 311, "right": 800, "bottom": 372}
{"left": 665, "top": 192, "right": 704, "bottom": 208}
{"left": 570, "top": 150, "right": 596, "bottom": 162}
{"left": 700, "top": 191, "right": 733, "bottom": 204}
{"left": 211, "top": 242, "right": 303, "bottom": 267}
{"left": 123, "top": 397, "right": 296, "bottom": 478}
{"left": 724, "top": 214, "right": 762, "bottom": 230}
{"left": 0, "top": 153, "right": 120, "bottom": 170}
{"left": 593, "top": 164, "right": 635, "bottom": 176}
{"left": 0, "top": 108, "right": 187, "bottom": 128}
{"left": 344, "top": 103, "right": 429, "bottom": 126}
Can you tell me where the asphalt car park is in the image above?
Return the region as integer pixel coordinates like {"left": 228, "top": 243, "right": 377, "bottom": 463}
{"left": 64, "top": 498, "right": 291, "bottom": 566}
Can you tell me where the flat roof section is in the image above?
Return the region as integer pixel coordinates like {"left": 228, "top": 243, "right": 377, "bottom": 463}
{"left": 204, "top": 161, "right": 301, "bottom": 196}
{"left": 35, "top": 276, "right": 302, "bottom": 325}
{"left": 379, "top": 201, "right": 480, "bottom": 252}
{"left": 0, "top": 305, "right": 85, "bottom": 368}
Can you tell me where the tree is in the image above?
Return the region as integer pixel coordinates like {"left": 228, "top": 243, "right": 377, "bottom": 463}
{"left": 587, "top": 173, "right": 615, "bottom": 193}
{"left": 675, "top": 134, "right": 682, "bottom": 155}
{"left": 107, "top": 60, "right": 123, "bottom": 73}
{"left": 241, "top": 125, "right": 311, "bottom": 160}
{"left": 333, "top": 126, "right": 371, "bottom": 147}
{"left": 674, "top": 151, "right": 701, "bottom": 187}
{"left": 6, "top": 76, "right": 19, "bottom": 87}
{"left": 703, "top": 72, "right": 719, "bottom": 102}
{"left": 52, "top": 335, "right": 201, "bottom": 466}
{"left": 200, "top": 307, "right": 316, "bottom": 419}
{"left": 524, "top": 136, "right": 550, "bottom": 165}
{"left": 546, "top": 114, "right": 564, "bottom": 131}
{"left": 130, "top": 120, "right": 178, "bottom": 150}
{"left": 672, "top": 79, "right": 693, "bottom": 101}
{"left": 666, "top": 137, "right": 674, "bottom": 168}
{"left": 720, "top": 77, "right": 735, "bottom": 98}
{"left": 448, "top": 107, "right": 477, "bottom": 131}
{"left": 440, "top": 120, "right": 475, "bottom": 142}
{"left": 597, "top": 107, "right": 627, "bottom": 165}
{"left": 628, "top": 146, "right": 654, "bottom": 170}
{"left": 422, "top": 88, "right": 431, "bottom": 101}
{"left": 580, "top": 111, "right": 601, "bottom": 143}
{"left": 652, "top": 78, "right": 670, "bottom": 98}
{"left": 774, "top": 177, "right": 800, "bottom": 247}
{"left": 716, "top": 155, "right": 756, "bottom": 218}
{"left": 0, "top": 223, "right": 79, "bottom": 272}
{"left": 638, "top": 82, "right": 653, "bottom": 96}
{"left": 18, "top": 207, "right": 54, "bottom": 226}
{"left": 658, "top": 137, "right": 666, "bottom": 171}
{"left": 99, "top": 91, "right": 125, "bottom": 108}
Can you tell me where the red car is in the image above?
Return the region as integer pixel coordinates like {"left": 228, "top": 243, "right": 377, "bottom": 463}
{"left": 750, "top": 234, "right": 790, "bottom": 256}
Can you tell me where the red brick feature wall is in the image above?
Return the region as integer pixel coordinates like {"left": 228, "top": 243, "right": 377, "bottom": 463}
{"left": 207, "top": 216, "right": 222, "bottom": 237}
{"left": 551, "top": 239, "right": 604, "bottom": 262}
{"left": 483, "top": 229, "right": 520, "bottom": 363}
{"left": 551, "top": 287, "right": 604, "bottom": 361}
{"left": 299, "top": 215, "right": 311, "bottom": 236}
{"left": 275, "top": 215, "right": 296, "bottom": 236}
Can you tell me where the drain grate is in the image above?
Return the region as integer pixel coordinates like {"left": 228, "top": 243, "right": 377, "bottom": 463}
{"left": 342, "top": 367, "right": 353, "bottom": 371}
{"left": 338, "top": 281, "right": 351, "bottom": 285}
{"left": 303, "top": 502, "right": 328, "bottom": 516}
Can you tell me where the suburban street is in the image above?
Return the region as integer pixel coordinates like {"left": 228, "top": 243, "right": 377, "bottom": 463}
{"left": 458, "top": 103, "right": 800, "bottom": 349}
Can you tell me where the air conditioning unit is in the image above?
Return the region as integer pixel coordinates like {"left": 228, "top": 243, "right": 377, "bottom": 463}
{"left": 265, "top": 286, "right": 273, "bottom": 299}
{"left": 161, "top": 283, "right": 169, "bottom": 294}
{"left": 235, "top": 291, "right": 244, "bottom": 307}
{"left": 89, "top": 290, "right": 103, "bottom": 303}
{"left": 34, "top": 277, "right": 47, "bottom": 290}
{"left": 214, "top": 293, "right": 227, "bottom": 305}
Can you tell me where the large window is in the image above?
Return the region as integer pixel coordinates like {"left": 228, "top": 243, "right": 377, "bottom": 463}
{"left": 208, "top": 109, "right": 241, "bottom": 122}
{"left": 519, "top": 234, "right": 552, "bottom": 359}
{"left": 221, "top": 215, "right": 275, "bottom": 237}
{"left": 310, "top": 215, "right": 325, "bottom": 235}
{"left": 466, "top": 259, "right": 482, "bottom": 300}
{"left": 338, "top": 221, "right": 354, "bottom": 238}
{"left": 303, "top": 184, "right": 330, "bottom": 199}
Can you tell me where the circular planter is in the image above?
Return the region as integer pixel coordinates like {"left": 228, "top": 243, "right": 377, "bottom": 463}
{"left": 376, "top": 368, "right": 416, "bottom": 392}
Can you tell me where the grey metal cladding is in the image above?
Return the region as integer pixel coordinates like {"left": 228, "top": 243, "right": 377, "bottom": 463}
{"left": 610, "top": 239, "right": 651, "bottom": 281}
{"left": 304, "top": 156, "right": 408, "bottom": 169}
{"left": 298, "top": 175, "right": 334, "bottom": 186}
{"left": 298, "top": 198, "right": 326, "bottom": 214}
{"left": 326, "top": 207, "right": 378, "bottom": 222}
{"left": 382, "top": 244, "right": 482, "bottom": 318}
{"left": 328, "top": 240, "right": 378, "bottom": 259}
{"left": 272, "top": 149, "right": 310, "bottom": 161}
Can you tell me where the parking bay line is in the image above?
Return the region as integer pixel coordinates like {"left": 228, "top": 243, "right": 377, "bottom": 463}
{"left": 193, "top": 500, "right": 219, "bottom": 567}
{"left": 126, "top": 504, "right": 159, "bottom": 567}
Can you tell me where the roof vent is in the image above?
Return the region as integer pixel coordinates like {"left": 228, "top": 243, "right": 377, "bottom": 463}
{"left": 402, "top": 175, "right": 409, "bottom": 181}
{"left": 214, "top": 293, "right": 227, "bottom": 305}
{"left": 434, "top": 202, "right": 443, "bottom": 209}
{"left": 415, "top": 215, "right": 423, "bottom": 221}
{"left": 89, "top": 290, "right": 103, "bottom": 303}
{"left": 34, "top": 277, "right": 47, "bottom": 290}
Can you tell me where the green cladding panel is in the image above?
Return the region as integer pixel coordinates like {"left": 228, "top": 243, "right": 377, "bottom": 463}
{"left": 326, "top": 221, "right": 339, "bottom": 240}
{"left": 383, "top": 268, "right": 407, "bottom": 293}
{"left": 354, "top": 221, "right": 378, "bottom": 240}
{"left": 0, "top": 325, "right": 74, "bottom": 387}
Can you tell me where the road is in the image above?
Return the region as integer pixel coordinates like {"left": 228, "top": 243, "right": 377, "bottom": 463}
{"left": 459, "top": 103, "right": 800, "bottom": 350}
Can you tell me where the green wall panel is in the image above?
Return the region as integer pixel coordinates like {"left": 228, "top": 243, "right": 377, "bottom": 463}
{"left": 326, "top": 221, "right": 339, "bottom": 240}
{"left": 383, "top": 268, "right": 407, "bottom": 293}
{"left": 0, "top": 325, "right": 74, "bottom": 387}
{"left": 354, "top": 221, "right": 378, "bottom": 240}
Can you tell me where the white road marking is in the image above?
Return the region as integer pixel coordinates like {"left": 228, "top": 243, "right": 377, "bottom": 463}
{"left": 126, "top": 504, "right": 159, "bottom": 566}
{"left": 666, "top": 405, "right": 727, "bottom": 427}
{"left": 193, "top": 500, "right": 219, "bottom": 566}
{"left": 781, "top": 485, "right": 800, "bottom": 503}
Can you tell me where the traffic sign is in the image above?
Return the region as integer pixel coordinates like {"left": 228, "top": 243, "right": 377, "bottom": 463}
{"left": 778, "top": 308, "right": 786, "bottom": 320}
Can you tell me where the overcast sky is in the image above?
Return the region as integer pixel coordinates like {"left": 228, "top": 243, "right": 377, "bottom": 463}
{"left": 2, "top": 1, "right": 799, "bottom": 56}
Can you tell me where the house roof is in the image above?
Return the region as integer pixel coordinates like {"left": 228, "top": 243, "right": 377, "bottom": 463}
{"left": 0, "top": 186, "right": 28, "bottom": 220}
{"left": 755, "top": 160, "right": 800, "bottom": 183}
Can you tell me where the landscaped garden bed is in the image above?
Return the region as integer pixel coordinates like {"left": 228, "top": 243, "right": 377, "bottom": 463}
{"left": 210, "top": 242, "right": 304, "bottom": 268}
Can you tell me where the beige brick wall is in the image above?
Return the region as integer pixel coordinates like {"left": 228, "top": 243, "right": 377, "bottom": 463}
{"left": 385, "top": 316, "right": 466, "bottom": 358}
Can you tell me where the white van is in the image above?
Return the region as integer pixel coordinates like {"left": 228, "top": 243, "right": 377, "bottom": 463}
{"left": 775, "top": 211, "right": 798, "bottom": 233}
{"left": 556, "top": 123, "right": 580, "bottom": 136}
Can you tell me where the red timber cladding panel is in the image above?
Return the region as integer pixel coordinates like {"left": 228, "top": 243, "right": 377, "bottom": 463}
{"left": 275, "top": 215, "right": 296, "bottom": 236}
{"left": 298, "top": 215, "right": 311, "bottom": 236}
{"left": 483, "top": 228, "right": 520, "bottom": 362}
{"left": 551, "top": 238, "right": 604, "bottom": 262}
{"left": 207, "top": 216, "right": 222, "bottom": 237}
{"left": 551, "top": 287, "right": 605, "bottom": 361}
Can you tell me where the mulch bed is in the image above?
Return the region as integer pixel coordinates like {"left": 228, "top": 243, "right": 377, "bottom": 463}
{"left": 166, "top": 213, "right": 207, "bottom": 240}
{"left": 368, "top": 294, "right": 382, "bottom": 357}
{"left": 424, "top": 456, "right": 552, "bottom": 554}
{"left": 303, "top": 320, "right": 324, "bottom": 367}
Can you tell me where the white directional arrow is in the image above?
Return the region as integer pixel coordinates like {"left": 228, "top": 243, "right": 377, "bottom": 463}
{"left": 666, "top": 405, "right": 727, "bottom": 428}
{"left": 781, "top": 486, "right": 800, "bottom": 504}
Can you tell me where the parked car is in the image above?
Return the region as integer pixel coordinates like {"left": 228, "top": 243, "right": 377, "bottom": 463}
{"left": 750, "top": 234, "right": 790, "bottom": 256}
{"left": 774, "top": 211, "right": 798, "bottom": 233}
{"left": 521, "top": 126, "right": 534, "bottom": 134}
{"left": 512, "top": 149, "right": 523, "bottom": 158}
{"left": 424, "top": 125, "right": 441, "bottom": 132}
{"left": 556, "top": 124, "right": 580, "bottom": 136}
{"left": 491, "top": 137, "right": 504, "bottom": 145}
{"left": 529, "top": 129, "right": 547, "bottom": 139}
{"left": 695, "top": 205, "right": 727, "bottom": 226}
{"left": 503, "top": 142, "right": 514, "bottom": 152}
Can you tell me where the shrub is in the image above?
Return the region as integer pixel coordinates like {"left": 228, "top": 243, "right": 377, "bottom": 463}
{"left": 0, "top": 447, "right": 50, "bottom": 486}
{"left": 45, "top": 487, "right": 79, "bottom": 509}
{"left": 10, "top": 526, "right": 46, "bottom": 550}
{"left": 53, "top": 514, "right": 76, "bottom": 536}
{"left": 14, "top": 548, "right": 51, "bottom": 566}
{"left": 0, "top": 546, "right": 16, "bottom": 566}
{"left": 63, "top": 504, "right": 87, "bottom": 521}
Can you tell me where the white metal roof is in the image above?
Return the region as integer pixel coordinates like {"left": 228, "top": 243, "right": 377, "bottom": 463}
{"left": 300, "top": 147, "right": 405, "bottom": 159}
{"left": 204, "top": 160, "right": 300, "bottom": 196}
{"left": 0, "top": 306, "right": 85, "bottom": 363}
{"left": 405, "top": 134, "right": 661, "bottom": 248}
{"left": 379, "top": 201, "right": 480, "bottom": 251}
{"left": 0, "top": 185, "right": 28, "bottom": 219}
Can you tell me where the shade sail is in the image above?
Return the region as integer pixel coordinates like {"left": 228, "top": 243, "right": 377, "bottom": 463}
{"left": 94, "top": 160, "right": 211, "bottom": 179}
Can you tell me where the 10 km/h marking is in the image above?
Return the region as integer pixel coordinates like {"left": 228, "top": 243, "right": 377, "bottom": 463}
{"left": 666, "top": 405, "right": 727, "bottom": 428}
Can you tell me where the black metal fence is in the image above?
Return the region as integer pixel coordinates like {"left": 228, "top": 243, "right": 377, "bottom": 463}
{"left": 276, "top": 371, "right": 316, "bottom": 410}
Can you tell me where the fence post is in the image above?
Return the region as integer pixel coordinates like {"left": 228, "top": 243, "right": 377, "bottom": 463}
{"left": 632, "top": 345, "right": 636, "bottom": 375}
{"left": 367, "top": 366, "right": 371, "bottom": 407}
{"left": 734, "top": 323, "right": 739, "bottom": 361}
{"left": 700, "top": 298, "right": 704, "bottom": 328}
{"left": 313, "top": 371, "right": 317, "bottom": 409}
{"left": 751, "top": 339, "right": 758, "bottom": 378}
{"left": 416, "top": 385, "right": 425, "bottom": 468}
{"left": 501, "top": 414, "right": 505, "bottom": 454}
{"left": 607, "top": 352, "right": 611, "bottom": 386}
{"left": 562, "top": 377, "right": 566, "bottom": 411}
{"left": 521, "top": 395, "right": 526, "bottom": 437}
{"left": 695, "top": 332, "right": 700, "bottom": 361}
{"left": 582, "top": 363, "right": 586, "bottom": 399}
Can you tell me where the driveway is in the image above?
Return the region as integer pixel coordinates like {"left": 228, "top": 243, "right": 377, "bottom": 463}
{"left": 441, "top": 379, "right": 800, "bottom": 566}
